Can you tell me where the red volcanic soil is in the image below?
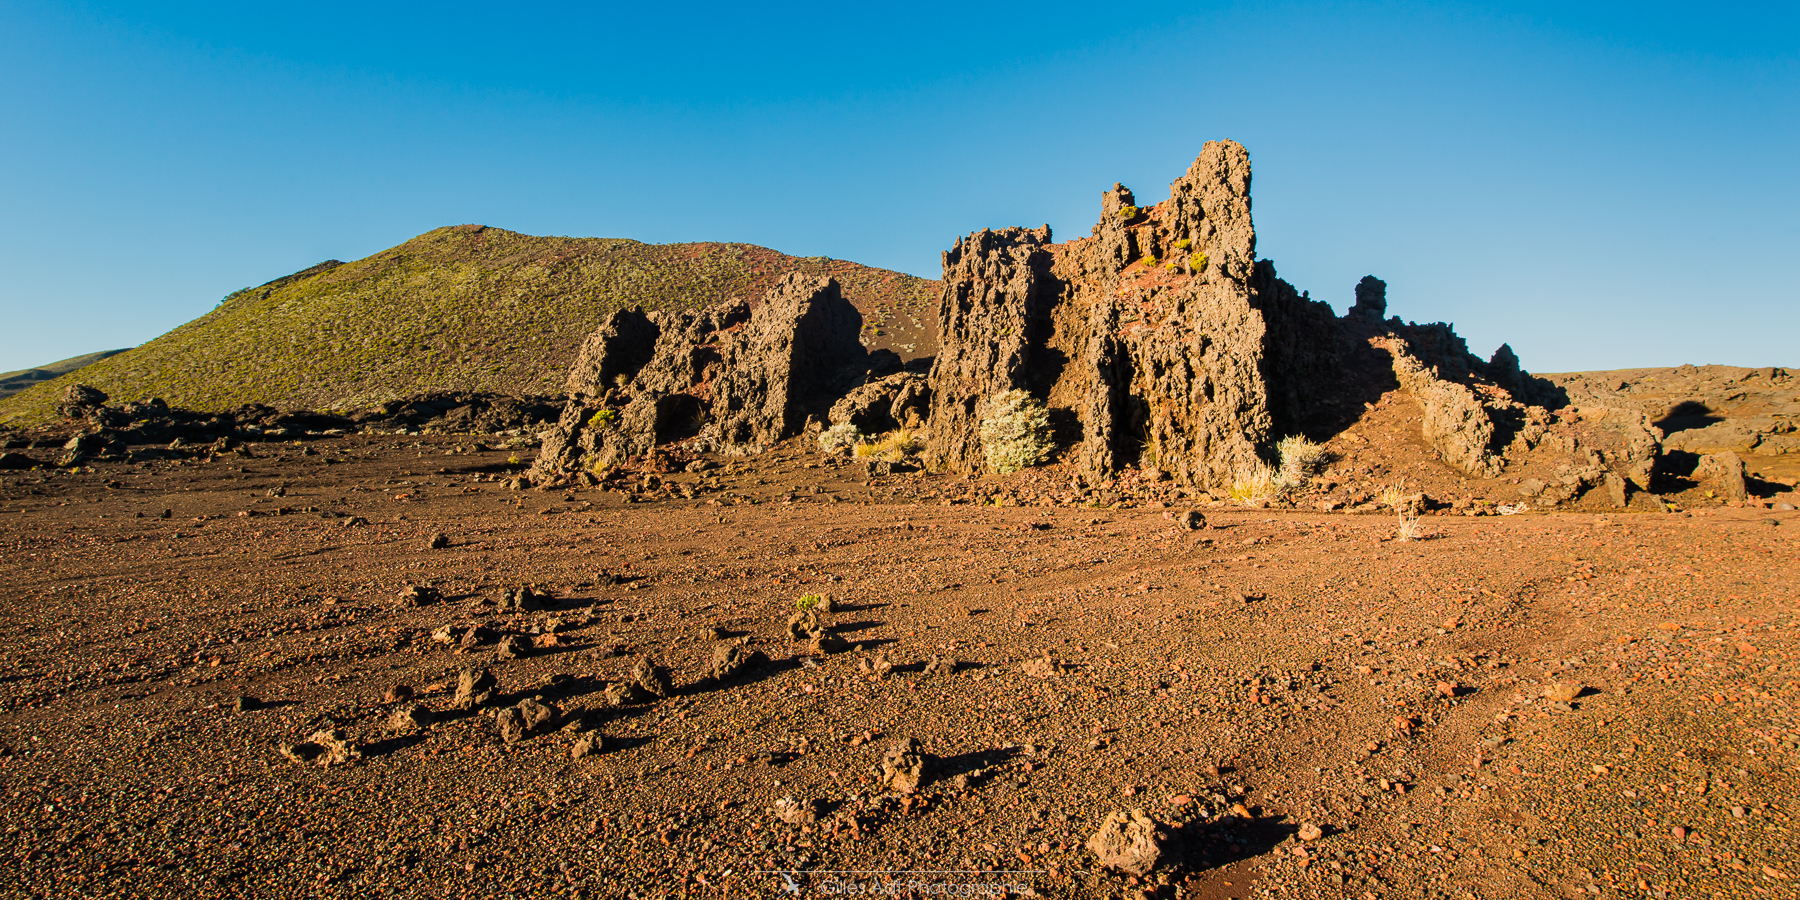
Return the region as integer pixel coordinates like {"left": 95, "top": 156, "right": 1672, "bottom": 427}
{"left": 2, "top": 429, "right": 1797, "bottom": 899}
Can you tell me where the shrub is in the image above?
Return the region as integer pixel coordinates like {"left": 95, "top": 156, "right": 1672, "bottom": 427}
{"left": 587, "top": 408, "right": 618, "bottom": 428}
{"left": 1118, "top": 205, "right": 1140, "bottom": 220}
{"left": 1276, "top": 435, "right": 1330, "bottom": 489}
{"left": 796, "top": 593, "right": 825, "bottom": 612}
{"left": 979, "top": 390, "right": 1055, "bottom": 474}
{"left": 1143, "top": 254, "right": 1158, "bottom": 267}
{"left": 1174, "top": 238, "right": 1192, "bottom": 250}
{"left": 818, "top": 423, "right": 867, "bottom": 455}
{"left": 1190, "top": 253, "right": 1209, "bottom": 272}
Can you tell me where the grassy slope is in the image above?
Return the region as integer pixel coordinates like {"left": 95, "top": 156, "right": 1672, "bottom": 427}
{"left": 0, "top": 349, "right": 133, "bottom": 399}
{"left": 0, "top": 225, "right": 939, "bottom": 425}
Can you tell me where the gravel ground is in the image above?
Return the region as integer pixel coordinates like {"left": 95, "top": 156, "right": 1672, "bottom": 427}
{"left": 1, "top": 432, "right": 1795, "bottom": 900}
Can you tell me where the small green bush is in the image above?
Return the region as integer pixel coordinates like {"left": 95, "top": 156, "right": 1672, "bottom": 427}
{"left": 587, "top": 408, "right": 618, "bottom": 428}
{"left": 1174, "top": 238, "right": 1192, "bottom": 251}
{"left": 1143, "top": 254, "right": 1157, "bottom": 267}
{"left": 1191, "top": 253, "right": 1208, "bottom": 272}
{"left": 796, "top": 593, "right": 825, "bottom": 612}
{"left": 979, "top": 389, "right": 1055, "bottom": 474}
{"left": 1118, "top": 205, "right": 1140, "bottom": 220}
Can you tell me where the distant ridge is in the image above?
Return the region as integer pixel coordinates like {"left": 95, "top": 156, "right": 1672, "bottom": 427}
{"left": 0, "top": 348, "right": 133, "bottom": 400}
{"left": 0, "top": 225, "right": 938, "bottom": 425}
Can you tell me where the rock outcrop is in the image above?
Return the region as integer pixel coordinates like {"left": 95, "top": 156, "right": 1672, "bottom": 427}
{"left": 530, "top": 274, "right": 876, "bottom": 482}
{"left": 922, "top": 141, "right": 1348, "bottom": 489}
{"left": 519, "top": 139, "right": 1693, "bottom": 510}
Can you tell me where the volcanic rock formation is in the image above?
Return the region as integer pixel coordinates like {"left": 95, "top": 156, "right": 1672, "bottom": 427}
{"left": 528, "top": 139, "right": 1682, "bottom": 509}
{"left": 530, "top": 273, "right": 875, "bottom": 482}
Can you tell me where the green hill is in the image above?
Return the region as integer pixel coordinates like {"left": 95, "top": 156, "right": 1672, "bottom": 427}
{"left": 0, "top": 225, "right": 939, "bottom": 426}
{"left": 0, "top": 348, "right": 134, "bottom": 400}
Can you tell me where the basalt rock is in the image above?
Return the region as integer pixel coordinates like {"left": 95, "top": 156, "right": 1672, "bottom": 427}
{"left": 922, "top": 142, "right": 1341, "bottom": 489}
{"left": 1086, "top": 809, "right": 1168, "bottom": 876}
{"left": 828, "top": 371, "right": 931, "bottom": 434}
{"left": 531, "top": 274, "right": 875, "bottom": 482}
{"left": 919, "top": 140, "right": 1640, "bottom": 495}
{"left": 1694, "top": 450, "right": 1749, "bottom": 501}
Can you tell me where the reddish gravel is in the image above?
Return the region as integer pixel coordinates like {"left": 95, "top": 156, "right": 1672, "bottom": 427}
{"left": 1, "top": 432, "right": 1797, "bottom": 900}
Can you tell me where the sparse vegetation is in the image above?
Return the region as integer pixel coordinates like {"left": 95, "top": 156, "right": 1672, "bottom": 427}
{"left": 1118, "top": 205, "right": 1140, "bottom": 219}
{"left": 795, "top": 593, "right": 825, "bottom": 612}
{"left": 587, "top": 409, "right": 618, "bottom": 428}
{"left": 1190, "top": 253, "right": 1209, "bottom": 272}
{"left": 978, "top": 390, "right": 1054, "bottom": 475}
{"left": 853, "top": 429, "right": 922, "bottom": 462}
{"left": 1174, "top": 238, "right": 1192, "bottom": 250}
{"left": 1276, "top": 435, "right": 1330, "bottom": 488}
{"left": 818, "top": 423, "right": 867, "bottom": 455}
{"left": 1228, "top": 464, "right": 1280, "bottom": 506}
{"left": 0, "top": 227, "right": 939, "bottom": 426}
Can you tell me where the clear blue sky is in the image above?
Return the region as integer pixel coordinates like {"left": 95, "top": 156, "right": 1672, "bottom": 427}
{"left": 2, "top": 1, "right": 1795, "bottom": 375}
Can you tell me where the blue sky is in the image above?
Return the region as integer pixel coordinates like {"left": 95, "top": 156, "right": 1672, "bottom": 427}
{"left": 1, "top": 1, "right": 1795, "bottom": 374}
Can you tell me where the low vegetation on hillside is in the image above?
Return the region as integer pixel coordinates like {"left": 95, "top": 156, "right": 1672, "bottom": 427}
{"left": 0, "top": 225, "right": 938, "bottom": 425}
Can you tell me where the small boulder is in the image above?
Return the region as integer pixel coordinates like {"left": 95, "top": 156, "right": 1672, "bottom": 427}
{"left": 857, "top": 651, "right": 894, "bottom": 679}
{"left": 1175, "top": 510, "right": 1206, "bottom": 531}
{"left": 232, "top": 695, "right": 262, "bottom": 713}
{"left": 1086, "top": 809, "right": 1168, "bottom": 876}
{"left": 710, "top": 642, "right": 764, "bottom": 682}
{"left": 808, "top": 631, "right": 849, "bottom": 655}
{"left": 603, "top": 680, "right": 651, "bottom": 707}
{"left": 1694, "top": 451, "right": 1749, "bottom": 501}
{"left": 1543, "top": 682, "right": 1582, "bottom": 703}
{"left": 500, "top": 586, "right": 552, "bottom": 612}
{"left": 382, "top": 684, "right": 414, "bottom": 703}
{"left": 571, "top": 732, "right": 605, "bottom": 759}
{"left": 878, "top": 737, "right": 928, "bottom": 794}
{"left": 1298, "top": 822, "right": 1324, "bottom": 842}
{"left": 773, "top": 796, "right": 824, "bottom": 825}
{"left": 453, "top": 667, "right": 498, "bottom": 710}
{"left": 459, "top": 625, "right": 498, "bottom": 649}
{"left": 308, "top": 729, "right": 361, "bottom": 768}
{"left": 632, "top": 656, "right": 671, "bottom": 698}
{"left": 495, "top": 707, "right": 528, "bottom": 745}
{"left": 427, "top": 532, "right": 450, "bottom": 549}
{"left": 387, "top": 701, "right": 434, "bottom": 733}
{"left": 922, "top": 656, "right": 960, "bottom": 677}
{"left": 1021, "top": 653, "right": 1064, "bottom": 679}
{"left": 516, "top": 697, "right": 557, "bottom": 732}
{"left": 400, "top": 584, "right": 440, "bottom": 607}
{"left": 496, "top": 634, "right": 533, "bottom": 659}
{"left": 787, "top": 607, "right": 823, "bottom": 641}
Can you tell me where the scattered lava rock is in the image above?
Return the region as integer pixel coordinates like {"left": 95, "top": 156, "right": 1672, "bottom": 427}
{"left": 632, "top": 656, "right": 671, "bottom": 698}
{"left": 279, "top": 729, "right": 362, "bottom": 768}
{"left": 387, "top": 701, "right": 434, "bottom": 733}
{"left": 400, "top": 584, "right": 440, "bottom": 607}
{"left": 878, "top": 737, "right": 928, "bottom": 794}
{"left": 500, "top": 585, "right": 551, "bottom": 612}
{"left": 496, "top": 634, "right": 533, "bottom": 659}
{"left": 453, "top": 667, "right": 498, "bottom": 710}
{"left": 709, "top": 642, "right": 763, "bottom": 682}
{"left": 773, "top": 796, "right": 825, "bottom": 825}
{"left": 570, "top": 731, "right": 605, "bottom": 759}
{"left": 1086, "top": 809, "right": 1168, "bottom": 876}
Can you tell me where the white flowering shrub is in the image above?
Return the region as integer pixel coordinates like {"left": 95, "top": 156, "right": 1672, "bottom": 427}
{"left": 978, "top": 390, "right": 1055, "bottom": 474}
